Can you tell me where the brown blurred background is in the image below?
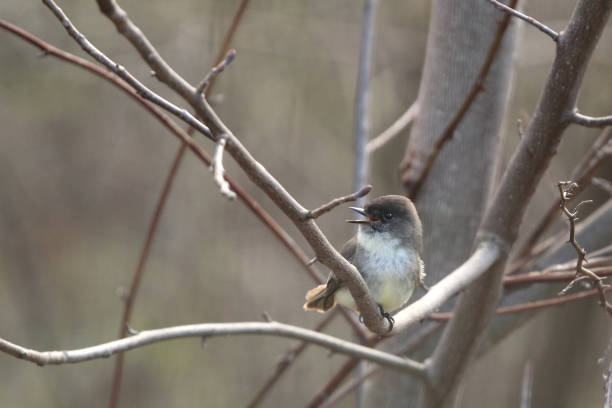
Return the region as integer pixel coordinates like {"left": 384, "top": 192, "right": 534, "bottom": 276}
{"left": 0, "top": 1, "right": 611, "bottom": 407}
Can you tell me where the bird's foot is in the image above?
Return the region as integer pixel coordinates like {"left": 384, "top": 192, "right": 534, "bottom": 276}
{"left": 377, "top": 304, "right": 394, "bottom": 332}
{"left": 358, "top": 306, "right": 394, "bottom": 332}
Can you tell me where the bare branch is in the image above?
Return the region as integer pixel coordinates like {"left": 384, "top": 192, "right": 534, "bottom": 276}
{"left": 366, "top": 102, "right": 418, "bottom": 154}
{"left": 43, "top": 0, "right": 213, "bottom": 140}
{"left": 42, "top": 0, "right": 389, "bottom": 334}
{"left": 425, "top": 1, "right": 612, "bottom": 404}
{"left": 392, "top": 242, "right": 500, "bottom": 332}
{"left": 0, "top": 321, "right": 426, "bottom": 377}
{"left": 593, "top": 178, "right": 612, "bottom": 195}
{"left": 307, "top": 322, "right": 442, "bottom": 407}
{"left": 353, "top": 0, "right": 379, "bottom": 204}
{"left": 320, "top": 323, "right": 442, "bottom": 408}
{"left": 486, "top": 0, "right": 559, "bottom": 41}
{"left": 306, "top": 185, "right": 372, "bottom": 219}
{"left": 95, "top": 0, "right": 195, "bottom": 100}
{"left": 430, "top": 287, "right": 611, "bottom": 320}
{"left": 605, "top": 360, "right": 612, "bottom": 408}
{"left": 196, "top": 49, "right": 237, "bottom": 97}
{"left": 401, "top": 0, "right": 519, "bottom": 197}
{"left": 570, "top": 111, "right": 612, "bottom": 128}
{"left": 504, "top": 265, "right": 612, "bottom": 286}
{"left": 246, "top": 313, "right": 337, "bottom": 408}
{"left": 109, "top": 142, "right": 186, "bottom": 407}
{"left": 108, "top": 2, "right": 250, "bottom": 406}
{"left": 520, "top": 361, "right": 534, "bottom": 408}
{"left": 557, "top": 181, "right": 612, "bottom": 317}
{"left": 510, "top": 127, "right": 612, "bottom": 272}
{"left": 211, "top": 134, "right": 236, "bottom": 200}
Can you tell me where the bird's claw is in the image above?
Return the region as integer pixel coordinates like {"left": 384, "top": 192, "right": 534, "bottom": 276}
{"left": 377, "top": 304, "right": 394, "bottom": 332}
{"left": 358, "top": 306, "right": 394, "bottom": 332}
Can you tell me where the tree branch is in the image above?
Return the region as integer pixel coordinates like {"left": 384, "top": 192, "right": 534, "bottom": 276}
{"left": 246, "top": 312, "right": 337, "bottom": 408}
{"left": 366, "top": 102, "right": 418, "bottom": 154}
{"left": 42, "top": 0, "right": 390, "bottom": 334}
{"left": 423, "top": 1, "right": 612, "bottom": 405}
{"left": 392, "top": 242, "right": 501, "bottom": 333}
{"left": 510, "top": 127, "right": 612, "bottom": 273}
{"left": 401, "top": 0, "right": 519, "bottom": 198}
{"left": 306, "top": 185, "right": 372, "bottom": 219}
{"left": 0, "top": 322, "right": 426, "bottom": 377}
{"left": 570, "top": 111, "right": 612, "bottom": 128}
{"left": 196, "top": 49, "right": 236, "bottom": 97}
{"left": 486, "top": 0, "right": 559, "bottom": 41}
{"left": 557, "top": 181, "right": 612, "bottom": 317}
{"left": 210, "top": 134, "right": 236, "bottom": 199}
{"left": 353, "top": 0, "right": 379, "bottom": 204}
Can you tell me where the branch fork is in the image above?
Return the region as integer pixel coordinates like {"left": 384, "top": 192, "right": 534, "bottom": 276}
{"left": 558, "top": 181, "right": 612, "bottom": 316}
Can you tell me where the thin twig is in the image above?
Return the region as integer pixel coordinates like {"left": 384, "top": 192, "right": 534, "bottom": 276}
{"left": 486, "top": 0, "right": 559, "bottom": 41}
{"left": 98, "top": 1, "right": 249, "bottom": 405}
{"left": 353, "top": 0, "right": 379, "bottom": 206}
{"left": 593, "top": 177, "right": 612, "bottom": 196}
{"left": 246, "top": 312, "right": 337, "bottom": 408}
{"left": 211, "top": 134, "right": 236, "bottom": 199}
{"left": 557, "top": 181, "right": 612, "bottom": 316}
{"left": 520, "top": 361, "right": 534, "bottom": 408}
{"left": 366, "top": 102, "right": 418, "bottom": 154}
{"left": 108, "top": 142, "right": 186, "bottom": 408}
{"left": 570, "top": 111, "right": 612, "bottom": 128}
{"left": 44, "top": 0, "right": 214, "bottom": 140}
{"left": 196, "top": 49, "right": 237, "bottom": 96}
{"left": 0, "top": 321, "right": 426, "bottom": 377}
{"left": 605, "top": 360, "right": 612, "bottom": 408}
{"left": 504, "top": 266, "right": 612, "bottom": 286}
{"left": 401, "top": 0, "right": 519, "bottom": 198}
{"left": 429, "top": 286, "right": 611, "bottom": 320}
{"left": 306, "top": 185, "right": 372, "bottom": 219}
{"left": 49, "top": 0, "right": 392, "bottom": 334}
{"left": 509, "top": 127, "right": 612, "bottom": 274}
{"left": 0, "top": 17, "right": 368, "bottom": 343}
{"left": 320, "top": 323, "right": 442, "bottom": 408}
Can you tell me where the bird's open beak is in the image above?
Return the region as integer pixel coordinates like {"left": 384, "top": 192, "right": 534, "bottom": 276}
{"left": 347, "top": 207, "right": 379, "bottom": 224}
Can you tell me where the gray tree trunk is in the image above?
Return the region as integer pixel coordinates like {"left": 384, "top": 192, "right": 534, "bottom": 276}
{"left": 364, "top": 0, "right": 519, "bottom": 405}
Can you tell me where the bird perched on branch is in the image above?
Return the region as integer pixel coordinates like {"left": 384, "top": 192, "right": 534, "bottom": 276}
{"left": 303, "top": 195, "right": 425, "bottom": 330}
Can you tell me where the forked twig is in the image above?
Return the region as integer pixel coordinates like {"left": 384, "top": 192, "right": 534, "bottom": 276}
{"left": 306, "top": 185, "right": 372, "bottom": 219}
{"left": 557, "top": 181, "right": 612, "bottom": 317}
{"left": 196, "top": 49, "right": 237, "bottom": 96}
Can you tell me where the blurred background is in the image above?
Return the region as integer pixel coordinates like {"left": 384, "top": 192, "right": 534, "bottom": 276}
{"left": 0, "top": 0, "right": 611, "bottom": 407}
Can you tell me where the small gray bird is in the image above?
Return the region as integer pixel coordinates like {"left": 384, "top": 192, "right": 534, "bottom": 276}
{"left": 303, "top": 195, "right": 425, "bottom": 329}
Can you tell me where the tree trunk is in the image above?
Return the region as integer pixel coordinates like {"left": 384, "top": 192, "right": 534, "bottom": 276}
{"left": 364, "top": 0, "right": 519, "bottom": 405}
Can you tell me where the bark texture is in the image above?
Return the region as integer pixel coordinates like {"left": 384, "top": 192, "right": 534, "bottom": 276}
{"left": 364, "top": 0, "right": 519, "bottom": 405}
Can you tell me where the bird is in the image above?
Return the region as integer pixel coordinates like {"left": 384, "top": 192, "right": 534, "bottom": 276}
{"left": 303, "top": 195, "right": 424, "bottom": 330}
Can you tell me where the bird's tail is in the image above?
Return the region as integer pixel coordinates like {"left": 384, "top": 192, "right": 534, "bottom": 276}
{"left": 303, "top": 284, "right": 337, "bottom": 312}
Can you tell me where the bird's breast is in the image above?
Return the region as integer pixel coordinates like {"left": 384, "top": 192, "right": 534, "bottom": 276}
{"left": 354, "top": 237, "right": 420, "bottom": 312}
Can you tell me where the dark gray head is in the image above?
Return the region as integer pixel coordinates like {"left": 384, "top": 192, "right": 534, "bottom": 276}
{"left": 348, "top": 195, "right": 423, "bottom": 252}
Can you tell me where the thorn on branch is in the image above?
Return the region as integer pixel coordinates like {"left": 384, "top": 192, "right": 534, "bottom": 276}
{"left": 261, "top": 311, "right": 273, "bottom": 322}
{"left": 210, "top": 134, "right": 236, "bottom": 200}
{"left": 305, "top": 185, "right": 372, "bottom": 219}
{"left": 125, "top": 324, "right": 139, "bottom": 336}
{"left": 306, "top": 256, "right": 318, "bottom": 266}
{"left": 557, "top": 181, "right": 612, "bottom": 318}
{"left": 196, "top": 48, "right": 237, "bottom": 97}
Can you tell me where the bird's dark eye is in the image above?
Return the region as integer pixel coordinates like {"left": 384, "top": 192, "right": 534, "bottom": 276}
{"left": 384, "top": 212, "right": 393, "bottom": 220}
